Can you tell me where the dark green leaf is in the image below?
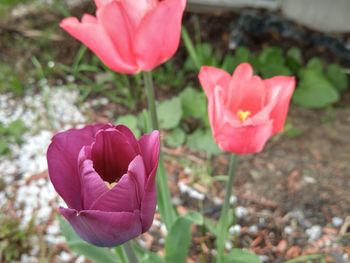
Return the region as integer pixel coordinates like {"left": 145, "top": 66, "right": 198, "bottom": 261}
{"left": 225, "top": 249, "right": 261, "bottom": 263}
{"left": 286, "top": 47, "right": 302, "bottom": 73}
{"left": 257, "top": 47, "right": 292, "bottom": 78}
{"left": 222, "top": 47, "right": 251, "bottom": 72}
{"left": 326, "top": 64, "right": 348, "bottom": 92}
{"left": 306, "top": 57, "right": 324, "bottom": 73}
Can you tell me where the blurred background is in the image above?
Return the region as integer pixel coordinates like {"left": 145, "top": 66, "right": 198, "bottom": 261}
{"left": 0, "top": 0, "right": 349, "bottom": 262}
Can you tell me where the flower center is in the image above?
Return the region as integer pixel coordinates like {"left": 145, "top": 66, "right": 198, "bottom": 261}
{"left": 104, "top": 181, "right": 118, "bottom": 190}
{"left": 237, "top": 110, "right": 251, "bottom": 122}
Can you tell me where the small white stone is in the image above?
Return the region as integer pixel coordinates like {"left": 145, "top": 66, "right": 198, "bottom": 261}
{"left": 229, "top": 195, "right": 237, "bottom": 204}
{"left": 229, "top": 224, "right": 241, "bottom": 235}
{"left": 306, "top": 225, "right": 322, "bottom": 241}
{"left": 59, "top": 251, "right": 72, "bottom": 262}
{"left": 332, "top": 217, "right": 343, "bottom": 227}
{"left": 248, "top": 225, "right": 258, "bottom": 234}
{"left": 225, "top": 241, "right": 233, "bottom": 251}
{"left": 284, "top": 226, "right": 294, "bottom": 235}
{"left": 235, "top": 206, "right": 248, "bottom": 219}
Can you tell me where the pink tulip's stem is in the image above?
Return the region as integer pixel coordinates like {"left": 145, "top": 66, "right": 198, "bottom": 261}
{"left": 143, "top": 71, "right": 177, "bottom": 230}
{"left": 123, "top": 242, "right": 139, "bottom": 263}
{"left": 216, "top": 154, "right": 238, "bottom": 263}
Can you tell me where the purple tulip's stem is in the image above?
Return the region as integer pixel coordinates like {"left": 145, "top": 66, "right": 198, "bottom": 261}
{"left": 143, "top": 71, "right": 177, "bottom": 230}
{"left": 216, "top": 154, "right": 238, "bottom": 263}
{"left": 123, "top": 242, "right": 138, "bottom": 263}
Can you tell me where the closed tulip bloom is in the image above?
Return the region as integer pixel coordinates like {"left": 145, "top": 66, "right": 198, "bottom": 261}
{"left": 60, "top": 0, "right": 186, "bottom": 74}
{"left": 198, "top": 63, "right": 295, "bottom": 154}
{"left": 47, "top": 124, "right": 160, "bottom": 247}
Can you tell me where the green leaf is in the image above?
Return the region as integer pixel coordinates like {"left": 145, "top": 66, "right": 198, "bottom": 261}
{"left": 7, "top": 120, "right": 26, "bottom": 142}
{"left": 180, "top": 87, "right": 207, "bottom": 119}
{"left": 132, "top": 243, "right": 165, "bottom": 263}
{"left": 157, "top": 97, "right": 182, "bottom": 129}
{"left": 293, "top": 69, "right": 340, "bottom": 108}
{"left": 326, "top": 64, "right": 348, "bottom": 91}
{"left": 165, "top": 128, "right": 186, "bottom": 147}
{"left": 186, "top": 129, "right": 220, "bottom": 155}
{"left": 257, "top": 47, "right": 291, "bottom": 78}
{"left": 117, "top": 114, "right": 141, "bottom": 138}
{"left": 286, "top": 47, "right": 302, "bottom": 73}
{"left": 58, "top": 216, "right": 117, "bottom": 263}
{"left": 225, "top": 249, "right": 261, "bottom": 263}
{"left": 165, "top": 215, "right": 195, "bottom": 263}
{"left": 306, "top": 57, "right": 324, "bottom": 73}
{"left": 183, "top": 211, "right": 204, "bottom": 225}
{"left": 222, "top": 47, "right": 251, "bottom": 72}
{"left": 0, "top": 140, "right": 9, "bottom": 155}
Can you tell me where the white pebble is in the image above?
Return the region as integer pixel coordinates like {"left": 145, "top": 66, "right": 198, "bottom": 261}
{"left": 235, "top": 206, "right": 248, "bottom": 219}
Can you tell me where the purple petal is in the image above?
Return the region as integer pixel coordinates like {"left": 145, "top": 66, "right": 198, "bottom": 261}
{"left": 89, "top": 155, "right": 146, "bottom": 212}
{"left": 78, "top": 146, "right": 109, "bottom": 209}
{"left": 138, "top": 130, "right": 160, "bottom": 177}
{"left": 47, "top": 124, "right": 106, "bottom": 210}
{"left": 60, "top": 207, "right": 142, "bottom": 247}
{"left": 91, "top": 129, "right": 137, "bottom": 183}
{"left": 115, "top": 124, "right": 140, "bottom": 153}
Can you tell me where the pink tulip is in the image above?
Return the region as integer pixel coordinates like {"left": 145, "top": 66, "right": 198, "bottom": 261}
{"left": 198, "top": 63, "right": 295, "bottom": 154}
{"left": 47, "top": 124, "right": 160, "bottom": 247}
{"left": 60, "top": 0, "right": 186, "bottom": 74}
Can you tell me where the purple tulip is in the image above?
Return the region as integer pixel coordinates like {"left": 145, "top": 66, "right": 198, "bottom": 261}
{"left": 47, "top": 124, "right": 160, "bottom": 247}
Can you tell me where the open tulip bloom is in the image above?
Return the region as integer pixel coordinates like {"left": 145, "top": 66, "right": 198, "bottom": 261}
{"left": 199, "top": 63, "right": 296, "bottom": 154}
{"left": 47, "top": 124, "right": 160, "bottom": 247}
{"left": 60, "top": 0, "right": 186, "bottom": 74}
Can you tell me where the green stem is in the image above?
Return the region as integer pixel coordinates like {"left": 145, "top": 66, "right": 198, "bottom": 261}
{"left": 123, "top": 242, "right": 138, "bottom": 263}
{"left": 216, "top": 155, "right": 238, "bottom": 263}
{"left": 143, "top": 71, "right": 176, "bottom": 230}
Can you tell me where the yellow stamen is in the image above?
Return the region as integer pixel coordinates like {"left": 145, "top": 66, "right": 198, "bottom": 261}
{"left": 105, "top": 181, "right": 117, "bottom": 190}
{"left": 237, "top": 110, "right": 251, "bottom": 122}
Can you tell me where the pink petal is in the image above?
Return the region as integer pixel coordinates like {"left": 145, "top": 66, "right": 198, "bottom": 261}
{"left": 121, "top": 0, "right": 158, "bottom": 28}
{"left": 264, "top": 76, "right": 296, "bottom": 133}
{"left": 47, "top": 124, "right": 104, "bottom": 210}
{"left": 198, "top": 66, "right": 231, "bottom": 98}
{"left": 60, "top": 17, "right": 138, "bottom": 74}
{"left": 215, "top": 121, "right": 273, "bottom": 154}
{"left": 227, "top": 64, "right": 266, "bottom": 114}
{"left": 134, "top": 0, "right": 186, "bottom": 70}
{"left": 138, "top": 130, "right": 160, "bottom": 176}
{"left": 97, "top": 1, "right": 137, "bottom": 68}
{"left": 94, "top": 0, "right": 113, "bottom": 8}
{"left": 115, "top": 124, "right": 140, "bottom": 154}
{"left": 89, "top": 156, "right": 146, "bottom": 212}
{"left": 91, "top": 129, "right": 137, "bottom": 183}
{"left": 60, "top": 207, "right": 142, "bottom": 247}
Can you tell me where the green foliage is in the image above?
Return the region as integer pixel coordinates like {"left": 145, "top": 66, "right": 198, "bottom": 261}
{"left": 0, "top": 120, "right": 26, "bottom": 155}
{"left": 132, "top": 242, "right": 165, "bottom": 263}
{"left": 186, "top": 129, "right": 220, "bottom": 155}
{"left": 117, "top": 114, "right": 141, "bottom": 138}
{"left": 225, "top": 249, "right": 261, "bottom": 263}
{"left": 222, "top": 47, "right": 251, "bottom": 72}
{"left": 0, "top": 212, "right": 35, "bottom": 262}
{"left": 0, "top": 64, "right": 24, "bottom": 96}
{"left": 165, "top": 128, "right": 186, "bottom": 147}
{"left": 157, "top": 97, "right": 183, "bottom": 129}
{"left": 256, "top": 47, "right": 292, "bottom": 78}
{"left": 165, "top": 212, "right": 203, "bottom": 263}
{"left": 58, "top": 216, "right": 117, "bottom": 263}
{"left": 179, "top": 87, "right": 207, "bottom": 119}
{"left": 293, "top": 68, "right": 339, "bottom": 108}
{"left": 326, "top": 64, "right": 348, "bottom": 91}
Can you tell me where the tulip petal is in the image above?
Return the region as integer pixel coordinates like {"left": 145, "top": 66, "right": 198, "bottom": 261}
{"left": 91, "top": 129, "right": 137, "bottom": 183}
{"left": 60, "top": 207, "right": 142, "bottom": 247}
{"left": 121, "top": 0, "right": 157, "bottom": 28}
{"left": 134, "top": 0, "right": 186, "bottom": 70}
{"left": 60, "top": 17, "right": 138, "bottom": 74}
{"left": 94, "top": 0, "right": 113, "bottom": 8}
{"left": 47, "top": 124, "right": 105, "bottom": 210}
{"left": 90, "top": 155, "right": 146, "bottom": 212}
{"left": 199, "top": 66, "right": 231, "bottom": 98}
{"left": 115, "top": 124, "right": 140, "bottom": 154}
{"left": 97, "top": 1, "right": 137, "bottom": 67}
{"left": 138, "top": 130, "right": 160, "bottom": 176}
{"left": 216, "top": 121, "right": 273, "bottom": 154}
{"left": 264, "top": 76, "right": 296, "bottom": 133}
{"left": 78, "top": 147, "right": 109, "bottom": 209}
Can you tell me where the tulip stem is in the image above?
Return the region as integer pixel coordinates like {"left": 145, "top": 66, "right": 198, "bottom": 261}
{"left": 123, "top": 242, "right": 138, "bottom": 263}
{"left": 216, "top": 154, "right": 238, "bottom": 263}
{"left": 143, "top": 71, "right": 176, "bottom": 230}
